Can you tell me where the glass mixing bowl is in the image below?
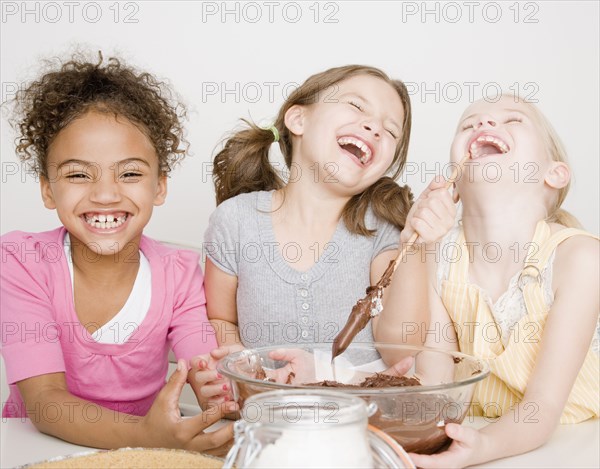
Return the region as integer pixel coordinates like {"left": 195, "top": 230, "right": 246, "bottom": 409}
{"left": 217, "top": 343, "right": 489, "bottom": 454}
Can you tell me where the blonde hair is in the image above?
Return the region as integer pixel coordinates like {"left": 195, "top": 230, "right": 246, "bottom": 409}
{"left": 213, "top": 65, "right": 414, "bottom": 236}
{"left": 510, "top": 95, "right": 581, "bottom": 228}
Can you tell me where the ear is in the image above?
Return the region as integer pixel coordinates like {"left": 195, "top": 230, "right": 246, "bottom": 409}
{"left": 544, "top": 161, "right": 570, "bottom": 189}
{"left": 153, "top": 174, "right": 168, "bottom": 206}
{"left": 284, "top": 104, "right": 306, "bottom": 137}
{"left": 40, "top": 176, "right": 57, "bottom": 210}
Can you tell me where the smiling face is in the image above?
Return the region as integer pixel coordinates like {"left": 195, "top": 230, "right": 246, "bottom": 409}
{"left": 41, "top": 111, "right": 167, "bottom": 256}
{"left": 286, "top": 74, "right": 405, "bottom": 195}
{"left": 450, "top": 96, "right": 572, "bottom": 212}
{"left": 451, "top": 96, "right": 551, "bottom": 185}
{"left": 452, "top": 96, "right": 548, "bottom": 162}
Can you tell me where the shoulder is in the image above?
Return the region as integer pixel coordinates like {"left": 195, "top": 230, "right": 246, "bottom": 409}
{"left": 206, "top": 192, "right": 257, "bottom": 231}
{"left": 363, "top": 205, "right": 399, "bottom": 233}
{"left": 206, "top": 191, "right": 268, "bottom": 241}
{"left": 1, "top": 227, "right": 64, "bottom": 245}
{"left": 551, "top": 227, "right": 599, "bottom": 285}
{"left": 0, "top": 229, "right": 65, "bottom": 294}
{"left": 1, "top": 227, "right": 65, "bottom": 265}
{"left": 212, "top": 191, "right": 263, "bottom": 217}
{"left": 554, "top": 231, "right": 599, "bottom": 267}
{"left": 141, "top": 236, "right": 201, "bottom": 275}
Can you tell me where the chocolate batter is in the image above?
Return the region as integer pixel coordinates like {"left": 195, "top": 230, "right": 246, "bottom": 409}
{"left": 306, "top": 373, "right": 420, "bottom": 388}
{"left": 305, "top": 374, "right": 460, "bottom": 453}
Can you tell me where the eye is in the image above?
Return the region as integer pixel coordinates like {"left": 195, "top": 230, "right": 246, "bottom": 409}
{"left": 121, "top": 172, "right": 142, "bottom": 182}
{"left": 65, "top": 173, "right": 89, "bottom": 181}
{"left": 387, "top": 129, "right": 399, "bottom": 139}
{"left": 461, "top": 121, "right": 474, "bottom": 131}
{"left": 348, "top": 100, "right": 363, "bottom": 111}
{"left": 505, "top": 116, "right": 522, "bottom": 124}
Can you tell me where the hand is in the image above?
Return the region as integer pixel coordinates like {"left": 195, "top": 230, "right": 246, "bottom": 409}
{"left": 266, "top": 348, "right": 317, "bottom": 384}
{"left": 139, "top": 359, "right": 236, "bottom": 452}
{"left": 191, "top": 344, "right": 245, "bottom": 406}
{"left": 382, "top": 355, "right": 414, "bottom": 377}
{"left": 401, "top": 176, "right": 456, "bottom": 246}
{"left": 408, "top": 423, "right": 482, "bottom": 469}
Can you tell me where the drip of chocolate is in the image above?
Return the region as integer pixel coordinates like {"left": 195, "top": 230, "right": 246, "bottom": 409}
{"left": 331, "top": 259, "right": 396, "bottom": 359}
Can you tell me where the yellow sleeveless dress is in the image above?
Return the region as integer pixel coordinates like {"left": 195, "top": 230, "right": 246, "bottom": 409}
{"left": 440, "top": 220, "right": 599, "bottom": 423}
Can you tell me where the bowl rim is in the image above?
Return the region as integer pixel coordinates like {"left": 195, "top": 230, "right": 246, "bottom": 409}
{"left": 217, "top": 342, "right": 490, "bottom": 395}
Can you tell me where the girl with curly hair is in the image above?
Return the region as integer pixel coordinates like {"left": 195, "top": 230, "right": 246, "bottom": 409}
{"left": 0, "top": 53, "right": 234, "bottom": 451}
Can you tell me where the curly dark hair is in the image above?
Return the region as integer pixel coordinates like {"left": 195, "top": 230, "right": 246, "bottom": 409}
{"left": 11, "top": 52, "right": 187, "bottom": 176}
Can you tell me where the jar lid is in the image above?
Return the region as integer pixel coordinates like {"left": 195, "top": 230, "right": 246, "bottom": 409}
{"left": 241, "top": 389, "right": 370, "bottom": 427}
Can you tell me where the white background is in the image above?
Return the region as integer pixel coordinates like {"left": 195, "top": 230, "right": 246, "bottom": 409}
{"left": 1, "top": 0, "right": 599, "bottom": 245}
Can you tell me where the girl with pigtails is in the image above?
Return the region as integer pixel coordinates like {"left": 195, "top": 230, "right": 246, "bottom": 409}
{"left": 198, "top": 65, "right": 456, "bottom": 371}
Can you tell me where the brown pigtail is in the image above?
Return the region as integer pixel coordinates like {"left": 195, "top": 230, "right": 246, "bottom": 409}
{"left": 213, "top": 120, "right": 284, "bottom": 205}
{"left": 343, "top": 177, "right": 414, "bottom": 235}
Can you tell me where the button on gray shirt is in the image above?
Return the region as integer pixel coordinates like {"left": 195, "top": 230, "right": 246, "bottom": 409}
{"left": 204, "top": 190, "right": 401, "bottom": 356}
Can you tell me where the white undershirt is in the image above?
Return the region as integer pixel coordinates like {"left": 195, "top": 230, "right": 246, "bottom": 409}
{"left": 63, "top": 234, "right": 152, "bottom": 344}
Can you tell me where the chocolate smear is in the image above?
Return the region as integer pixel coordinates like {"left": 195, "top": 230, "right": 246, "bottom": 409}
{"left": 331, "top": 259, "right": 396, "bottom": 360}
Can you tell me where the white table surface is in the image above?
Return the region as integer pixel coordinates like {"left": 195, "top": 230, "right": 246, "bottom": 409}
{"left": 1, "top": 416, "right": 598, "bottom": 468}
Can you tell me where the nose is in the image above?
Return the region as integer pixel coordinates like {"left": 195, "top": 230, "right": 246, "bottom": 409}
{"left": 362, "top": 121, "right": 381, "bottom": 138}
{"left": 474, "top": 115, "right": 497, "bottom": 129}
{"left": 89, "top": 174, "right": 122, "bottom": 205}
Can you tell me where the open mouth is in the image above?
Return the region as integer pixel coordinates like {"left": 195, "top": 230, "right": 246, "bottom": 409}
{"left": 337, "top": 136, "right": 373, "bottom": 165}
{"left": 469, "top": 134, "right": 510, "bottom": 159}
{"left": 83, "top": 212, "right": 129, "bottom": 230}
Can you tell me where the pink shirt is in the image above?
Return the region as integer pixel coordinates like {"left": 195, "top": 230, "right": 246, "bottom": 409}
{"left": 1, "top": 228, "right": 217, "bottom": 418}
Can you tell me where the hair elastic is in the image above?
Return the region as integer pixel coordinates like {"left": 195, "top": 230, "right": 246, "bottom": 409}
{"left": 265, "top": 125, "right": 279, "bottom": 143}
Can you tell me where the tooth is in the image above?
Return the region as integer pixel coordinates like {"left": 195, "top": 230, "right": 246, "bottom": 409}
{"left": 98, "top": 215, "right": 106, "bottom": 223}
{"left": 485, "top": 136, "right": 494, "bottom": 142}
{"left": 107, "top": 215, "right": 115, "bottom": 223}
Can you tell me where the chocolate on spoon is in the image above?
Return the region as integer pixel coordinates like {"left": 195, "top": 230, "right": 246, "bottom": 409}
{"left": 331, "top": 154, "right": 470, "bottom": 361}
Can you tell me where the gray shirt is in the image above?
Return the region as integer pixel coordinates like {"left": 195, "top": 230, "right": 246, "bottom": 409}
{"left": 204, "top": 190, "right": 401, "bottom": 359}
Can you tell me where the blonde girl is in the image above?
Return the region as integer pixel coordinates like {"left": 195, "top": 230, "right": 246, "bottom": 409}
{"left": 411, "top": 95, "right": 599, "bottom": 468}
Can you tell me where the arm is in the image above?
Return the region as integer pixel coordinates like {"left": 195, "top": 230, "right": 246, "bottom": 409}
{"left": 166, "top": 251, "right": 218, "bottom": 411}
{"left": 413, "top": 284, "right": 459, "bottom": 384}
{"left": 371, "top": 245, "right": 429, "bottom": 353}
{"left": 17, "top": 363, "right": 234, "bottom": 450}
{"left": 372, "top": 177, "right": 456, "bottom": 362}
{"left": 204, "top": 258, "right": 242, "bottom": 347}
{"left": 411, "top": 236, "right": 600, "bottom": 468}
{"left": 188, "top": 259, "right": 244, "bottom": 409}
{"left": 203, "top": 199, "right": 243, "bottom": 348}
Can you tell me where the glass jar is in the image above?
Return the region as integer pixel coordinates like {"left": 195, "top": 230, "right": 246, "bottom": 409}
{"left": 223, "top": 390, "right": 415, "bottom": 469}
